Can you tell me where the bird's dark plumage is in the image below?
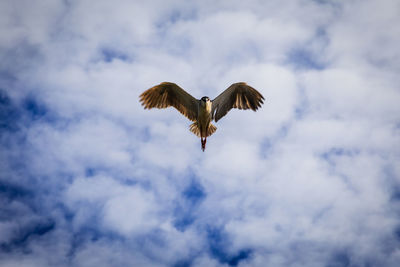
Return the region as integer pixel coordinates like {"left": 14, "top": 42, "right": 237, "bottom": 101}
{"left": 139, "top": 82, "right": 198, "bottom": 121}
{"left": 211, "top": 82, "right": 265, "bottom": 122}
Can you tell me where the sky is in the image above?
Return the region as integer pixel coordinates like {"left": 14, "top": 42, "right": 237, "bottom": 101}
{"left": 1, "top": 0, "right": 400, "bottom": 266}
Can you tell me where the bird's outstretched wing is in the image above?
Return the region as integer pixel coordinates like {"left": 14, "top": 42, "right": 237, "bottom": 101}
{"left": 139, "top": 82, "right": 198, "bottom": 121}
{"left": 211, "top": 82, "right": 264, "bottom": 122}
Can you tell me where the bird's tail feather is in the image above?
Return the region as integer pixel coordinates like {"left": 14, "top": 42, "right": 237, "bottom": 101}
{"left": 189, "top": 122, "right": 201, "bottom": 137}
{"left": 207, "top": 123, "right": 217, "bottom": 137}
{"left": 189, "top": 122, "right": 217, "bottom": 137}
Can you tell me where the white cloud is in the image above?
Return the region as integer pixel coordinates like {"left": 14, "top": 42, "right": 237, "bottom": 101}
{"left": 65, "top": 175, "right": 162, "bottom": 235}
{"left": 102, "top": 185, "right": 159, "bottom": 235}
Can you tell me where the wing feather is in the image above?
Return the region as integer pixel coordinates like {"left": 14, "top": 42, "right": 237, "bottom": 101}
{"left": 139, "top": 82, "right": 198, "bottom": 121}
{"left": 212, "top": 82, "right": 264, "bottom": 122}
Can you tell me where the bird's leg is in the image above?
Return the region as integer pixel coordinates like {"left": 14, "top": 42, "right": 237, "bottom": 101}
{"left": 201, "top": 137, "right": 206, "bottom": 152}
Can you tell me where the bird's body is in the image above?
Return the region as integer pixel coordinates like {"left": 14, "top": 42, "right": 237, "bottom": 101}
{"left": 139, "top": 82, "right": 264, "bottom": 151}
{"left": 193, "top": 97, "right": 214, "bottom": 150}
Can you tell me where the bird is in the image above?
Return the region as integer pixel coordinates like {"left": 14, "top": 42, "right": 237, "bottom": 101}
{"left": 139, "top": 82, "right": 264, "bottom": 151}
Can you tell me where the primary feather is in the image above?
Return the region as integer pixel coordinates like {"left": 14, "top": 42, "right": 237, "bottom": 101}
{"left": 139, "top": 82, "right": 198, "bottom": 121}
{"left": 211, "top": 82, "right": 265, "bottom": 122}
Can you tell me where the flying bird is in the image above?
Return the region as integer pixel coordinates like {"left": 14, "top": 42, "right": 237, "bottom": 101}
{"left": 139, "top": 82, "right": 264, "bottom": 151}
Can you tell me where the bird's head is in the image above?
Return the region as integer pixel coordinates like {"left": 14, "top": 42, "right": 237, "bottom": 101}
{"left": 201, "top": 96, "right": 210, "bottom": 102}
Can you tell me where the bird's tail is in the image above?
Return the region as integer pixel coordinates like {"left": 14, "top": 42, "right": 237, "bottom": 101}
{"left": 189, "top": 122, "right": 217, "bottom": 137}
{"left": 207, "top": 123, "right": 217, "bottom": 137}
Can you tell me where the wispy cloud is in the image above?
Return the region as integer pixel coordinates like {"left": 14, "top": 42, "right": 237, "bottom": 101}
{"left": 1, "top": 0, "right": 400, "bottom": 266}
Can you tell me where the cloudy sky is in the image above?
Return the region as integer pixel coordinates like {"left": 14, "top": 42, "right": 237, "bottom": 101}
{"left": 1, "top": 0, "right": 400, "bottom": 266}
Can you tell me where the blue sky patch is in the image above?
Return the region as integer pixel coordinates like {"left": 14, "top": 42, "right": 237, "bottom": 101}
{"left": 0, "top": 89, "right": 21, "bottom": 132}
{"left": 100, "top": 48, "right": 129, "bottom": 63}
{"left": 173, "top": 178, "right": 206, "bottom": 231}
{"left": 0, "top": 219, "right": 55, "bottom": 252}
{"left": 207, "top": 226, "right": 253, "bottom": 266}
{"left": 182, "top": 179, "right": 206, "bottom": 205}
{"left": 22, "top": 96, "right": 48, "bottom": 119}
{"left": 327, "top": 251, "right": 351, "bottom": 267}
{"left": 287, "top": 48, "right": 325, "bottom": 70}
